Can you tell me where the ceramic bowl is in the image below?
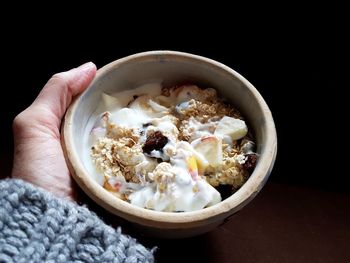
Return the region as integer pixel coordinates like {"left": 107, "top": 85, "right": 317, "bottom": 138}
{"left": 62, "top": 51, "right": 277, "bottom": 238}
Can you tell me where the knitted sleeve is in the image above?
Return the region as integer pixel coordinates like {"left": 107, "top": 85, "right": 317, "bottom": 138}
{"left": 0, "top": 179, "right": 154, "bottom": 263}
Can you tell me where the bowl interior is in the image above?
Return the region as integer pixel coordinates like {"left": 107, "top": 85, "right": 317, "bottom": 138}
{"left": 64, "top": 51, "right": 277, "bottom": 235}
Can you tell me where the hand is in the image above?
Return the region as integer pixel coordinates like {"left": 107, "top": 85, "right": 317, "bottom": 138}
{"left": 12, "top": 62, "right": 97, "bottom": 200}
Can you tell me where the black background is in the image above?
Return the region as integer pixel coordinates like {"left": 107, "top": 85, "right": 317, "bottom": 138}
{"left": 0, "top": 17, "right": 348, "bottom": 262}
{"left": 1, "top": 29, "right": 345, "bottom": 191}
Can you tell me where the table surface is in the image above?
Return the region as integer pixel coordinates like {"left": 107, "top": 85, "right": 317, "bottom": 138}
{"left": 1, "top": 153, "right": 349, "bottom": 263}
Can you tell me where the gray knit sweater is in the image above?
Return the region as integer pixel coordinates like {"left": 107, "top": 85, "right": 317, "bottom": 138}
{"left": 0, "top": 179, "right": 154, "bottom": 263}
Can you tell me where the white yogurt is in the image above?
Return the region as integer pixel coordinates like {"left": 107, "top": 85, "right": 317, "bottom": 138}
{"left": 87, "top": 83, "right": 249, "bottom": 212}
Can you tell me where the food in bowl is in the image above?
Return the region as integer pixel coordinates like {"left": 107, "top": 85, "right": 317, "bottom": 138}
{"left": 63, "top": 51, "right": 277, "bottom": 238}
{"left": 89, "top": 82, "right": 258, "bottom": 212}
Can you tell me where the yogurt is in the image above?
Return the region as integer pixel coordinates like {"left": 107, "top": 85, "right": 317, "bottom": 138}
{"left": 89, "top": 83, "right": 256, "bottom": 212}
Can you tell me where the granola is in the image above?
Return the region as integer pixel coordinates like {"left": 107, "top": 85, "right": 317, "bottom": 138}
{"left": 89, "top": 83, "right": 258, "bottom": 212}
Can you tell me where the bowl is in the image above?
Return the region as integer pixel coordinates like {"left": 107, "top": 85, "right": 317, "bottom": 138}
{"left": 62, "top": 51, "right": 277, "bottom": 238}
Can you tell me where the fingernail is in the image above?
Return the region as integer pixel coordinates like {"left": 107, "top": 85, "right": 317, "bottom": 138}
{"left": 77, "top": 62, "right": 95, "bottom": 71}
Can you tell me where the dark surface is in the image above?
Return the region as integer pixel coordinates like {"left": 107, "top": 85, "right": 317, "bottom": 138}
{"left": 1, "top": 43, "right": 344, "bottom": 191}
{"left": 1, "top": 33, "right": 348, "bottom": 262}
{"left": 147, "top": 182, "right": 350, "bottom": 263}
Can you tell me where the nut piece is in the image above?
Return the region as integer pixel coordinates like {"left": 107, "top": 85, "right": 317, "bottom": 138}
{"left": 142, "top": 131, "right": 169, "bottom": 154}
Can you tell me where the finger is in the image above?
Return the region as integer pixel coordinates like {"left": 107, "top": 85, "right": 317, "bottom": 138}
{"left": 33, "top": 62, "right": 97, "bottom": 121}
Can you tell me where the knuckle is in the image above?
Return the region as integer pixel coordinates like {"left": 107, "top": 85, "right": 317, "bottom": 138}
{"left": 13, "top": 111, "right": 28, "bottom": 131}
{"left": 49, "top": 72, "right": 70, "bottom": 92}
{"left": 50, "top": 72, "right": 67, "bottom": 84}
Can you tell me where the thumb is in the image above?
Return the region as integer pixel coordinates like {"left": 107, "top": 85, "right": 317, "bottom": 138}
{"left": 34, "top": 62, "right": 97, "bottom": 120}
{"left": 13, "top": 62, "right": 96, "bottom": 139}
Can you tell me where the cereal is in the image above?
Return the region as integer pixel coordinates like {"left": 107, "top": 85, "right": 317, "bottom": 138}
{"left": 90, "top": 84, "right": 257, "bottom": 212}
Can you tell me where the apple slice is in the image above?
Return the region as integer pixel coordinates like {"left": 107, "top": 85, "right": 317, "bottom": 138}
{"left": 214, "top": 116, "right": 248, "bottom": 141}
{"left": 192, "top": 136, "right": 222, "bottom": 167}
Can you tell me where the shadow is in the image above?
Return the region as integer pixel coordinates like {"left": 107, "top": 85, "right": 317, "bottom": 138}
{"left": 138, "top": 232, "right": 216, "bottom": 263}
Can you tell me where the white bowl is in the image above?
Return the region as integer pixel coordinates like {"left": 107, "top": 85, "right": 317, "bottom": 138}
{"left": 62, "top": 51, "right": 277, "bottom": 238}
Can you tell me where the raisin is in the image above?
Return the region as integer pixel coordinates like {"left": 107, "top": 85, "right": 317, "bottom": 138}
{"left": 142, "top": 131, "right": 168, "bottom": 154}
{"left": 243, "top": 153, "right": 258, "bottom": 173}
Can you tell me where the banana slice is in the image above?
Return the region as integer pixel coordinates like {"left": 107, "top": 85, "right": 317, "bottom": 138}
{"left": 214, "top": 116, "right": 247, "bottom": 140}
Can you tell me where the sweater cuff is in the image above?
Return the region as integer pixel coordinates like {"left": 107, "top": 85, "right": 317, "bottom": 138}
{"left": 0, "top": 179, "right": 154, "bottom": 263}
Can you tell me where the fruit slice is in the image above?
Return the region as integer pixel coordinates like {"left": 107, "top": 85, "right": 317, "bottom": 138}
{"left": 191, "top": 136, "right": 222, "bottom": 167}
{"left": 214, "top": 116, "right": 248, "bottom": 140}
{"left": 187, "top": 156, "right": 198, "bottom": 180}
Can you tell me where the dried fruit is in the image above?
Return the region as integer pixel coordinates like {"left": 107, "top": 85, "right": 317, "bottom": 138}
{"left": 142, "top": 131, "right": 168, "bottom": 154}
{"left": 243, "top": 153, "right": 258, "bottom": 172}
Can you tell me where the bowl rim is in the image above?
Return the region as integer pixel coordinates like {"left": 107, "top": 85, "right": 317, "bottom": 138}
{"left": 62, "top": 50, "right": 277, "bottom": 228}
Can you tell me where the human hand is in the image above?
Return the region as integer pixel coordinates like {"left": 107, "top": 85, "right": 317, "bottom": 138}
{"left": 12, "top": 62, "right": 97, "bottom": 200}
